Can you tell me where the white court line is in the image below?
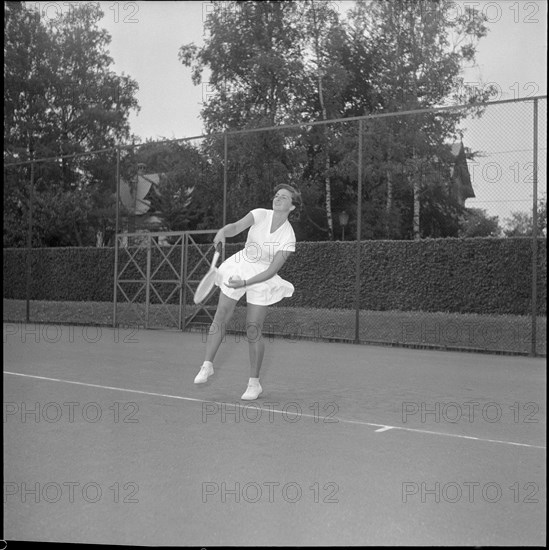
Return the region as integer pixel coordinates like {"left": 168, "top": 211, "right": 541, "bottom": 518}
{"left": 4, "top": 370, "right": 546, "bottom": 450}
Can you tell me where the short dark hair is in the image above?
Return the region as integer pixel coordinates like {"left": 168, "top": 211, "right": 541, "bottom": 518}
{"left": 273, "top": 184, "right": 302, "bottom": 209}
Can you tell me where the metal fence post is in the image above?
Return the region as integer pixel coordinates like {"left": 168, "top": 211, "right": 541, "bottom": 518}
{"left": 178, "top": 233, "right": 185, "bottom": 330}
{"left": 145, "top": 234, "right": 151, "bottom": 329}
{"left": 26, "top": 157, "right": 35, "bottom": 323}
{"left": 531, "top": 98, "right": 538, "bottom": 356}
{"left": 223, "top": 132, "right": 228, "bottom": 228}
{"left": 355, "top": 120, "right": 363, "bottom": 344}
{"left": 181, "top": 232, "right": 189, "bottom": 331}
{"left": 113, "top": 146, "right": 121, "bottom": 328}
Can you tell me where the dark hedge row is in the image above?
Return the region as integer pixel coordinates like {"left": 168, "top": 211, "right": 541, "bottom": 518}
{"left": 3, "top": 238, "right": 546, "bottom": 315}
{"left": 280, "top": 238, "right": 547, "bottom": 315}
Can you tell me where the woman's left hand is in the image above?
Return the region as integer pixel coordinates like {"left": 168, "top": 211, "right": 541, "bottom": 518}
{"left": 225, "top": 276, "right": 246, "bottom": 289}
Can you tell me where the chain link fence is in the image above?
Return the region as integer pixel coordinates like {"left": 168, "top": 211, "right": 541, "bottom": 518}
{"left": 3, "top": 96, "right": 546, "bottom": 355}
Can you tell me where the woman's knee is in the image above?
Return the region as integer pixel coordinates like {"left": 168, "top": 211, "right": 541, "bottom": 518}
{"left": 214, "top": 295, "right": 236, "bottom": 323}
{"left": 246, "top": 305, "right": 267, "bottom": 343}
{"left": 209, "top": 309, "right": 232, "bottom": 337}
{"left": 246, "top": 321, "right": 263, "bottom": 343}
{"left": 214, "top": 304, "right": 233, "bottom": 323}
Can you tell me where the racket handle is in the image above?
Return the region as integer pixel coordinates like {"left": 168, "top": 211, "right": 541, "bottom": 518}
{"left": 211, "top": 240, "right": 223, "bottom": 265}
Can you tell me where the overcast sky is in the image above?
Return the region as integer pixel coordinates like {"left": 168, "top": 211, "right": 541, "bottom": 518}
{"left": 94, "top": 0, "right": 548, "bottom": 140}
{"left": 93, "top": 0, "right": 546, "bottom": 221}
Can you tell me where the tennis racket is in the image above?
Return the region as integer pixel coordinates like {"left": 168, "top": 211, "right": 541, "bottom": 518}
{"left": 193, "top": 242, "right": 222, "bottom": 304}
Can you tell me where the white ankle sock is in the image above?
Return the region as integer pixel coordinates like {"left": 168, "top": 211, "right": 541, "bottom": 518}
{"left": 249, "top": 377, "right": 260, "bottom": 385}
{"left": 203, "top": 361, "right": 213, "bottom": 368}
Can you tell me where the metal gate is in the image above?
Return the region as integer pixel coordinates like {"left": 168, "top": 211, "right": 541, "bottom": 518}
{"left": 113, "top": 230, "right": 219, "bottom": 329}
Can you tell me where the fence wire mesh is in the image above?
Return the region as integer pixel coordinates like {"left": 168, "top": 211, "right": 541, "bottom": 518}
{"left": 3, "top": 97, "right": 546, "bottom": 355}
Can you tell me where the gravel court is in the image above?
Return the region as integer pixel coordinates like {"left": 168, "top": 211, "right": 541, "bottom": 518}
{"left": 3, "top": 323, "right": 546, "bottom": 545}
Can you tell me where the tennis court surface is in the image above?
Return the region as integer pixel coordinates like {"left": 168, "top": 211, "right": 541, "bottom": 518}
{"left": 3, "top": 322, "right": 546, "bottom": 546}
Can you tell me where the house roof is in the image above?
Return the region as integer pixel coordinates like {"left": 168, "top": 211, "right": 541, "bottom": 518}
{"left": 448, "top": 141, "right": 475, "bottom": 200}
{"left": 450, "top": 142, "right": 463, "bottom": 157}
{"left": 119, "top": 173, "right": 161, "bottom": 215}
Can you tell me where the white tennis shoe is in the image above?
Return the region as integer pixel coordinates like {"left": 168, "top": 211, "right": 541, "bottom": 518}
{"left": 194, "top": 363, "right": 214, "bottom": 384}
{"left": 241, "top": 381, "right": 262, "bottom": 400}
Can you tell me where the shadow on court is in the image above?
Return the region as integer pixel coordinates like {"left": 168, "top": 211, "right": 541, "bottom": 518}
{"left": 3, "top": 323, "right": 546, "bottom": 546}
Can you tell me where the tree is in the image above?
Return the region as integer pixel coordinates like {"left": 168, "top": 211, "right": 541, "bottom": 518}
{"left": 180, "top": 1, "right": 314, "bottom": 233}
{"left": 459, "top": 208, "right": 502, "bottom": 238}
{"left": 345, "top": 0, "right": 495, "bottom": 239}
{"left": 180, "top": 2, "right": 308, "bottom": 129}
{"left": 301, "top": 0, "right": 348, "bottom": 240}
{"left": 5, "top": 2, "right": 139, "bottom": 159}
{"left": 4, "top": 2, "right": 140, "bottom": 247}
{"left": 134, "top": 140, "right": 213, "bottom": 233}
{"left": 4, "top": 3, "right": 50, "bottom": 159}
{"left": 178, "top": 0, "right": 497, "bottom": 241}
{"left": 180, "top": 2, "right": 339, "bottom": 236}
{"left": 503, "top": 198, "right": 547, "bottom": 237}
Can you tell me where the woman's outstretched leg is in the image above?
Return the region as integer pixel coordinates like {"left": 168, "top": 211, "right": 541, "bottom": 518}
{"left": 241, "top": 303, "right": 268, "bottom": 399}
{"left": 194, "top": 292, "right": 237, "bottom": 383}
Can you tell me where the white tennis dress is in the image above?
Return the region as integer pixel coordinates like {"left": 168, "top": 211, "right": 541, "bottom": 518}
{"left": 215, "top": 208, "right": 296, "bottom": 305}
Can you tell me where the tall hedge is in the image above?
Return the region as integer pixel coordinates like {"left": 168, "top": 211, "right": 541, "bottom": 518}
{"left": 3, "top": 238, "right": 546, "bottom": 315}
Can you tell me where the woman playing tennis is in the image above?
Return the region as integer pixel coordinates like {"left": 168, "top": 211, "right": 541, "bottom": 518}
{"left": 194, "top": 184, "right": 301, "bottom": 400}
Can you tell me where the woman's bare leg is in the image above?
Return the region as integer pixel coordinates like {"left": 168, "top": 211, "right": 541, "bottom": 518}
{"left": 204, "top": 292, "right": 238, "bottom": 362}
{"left": 245, "top": 303, "right": 268, "bottom": 378}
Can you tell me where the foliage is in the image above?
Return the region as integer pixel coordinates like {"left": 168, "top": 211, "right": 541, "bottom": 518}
{"left": 179, "top": 0, "right": 497, "bottom": 241}
{"left": 459, "top": 208, "right": 502, "bottom": 238}
{"left": 4, "top": 1, "right": 140, "bottom": 247}
{"left": 4, "top": 238, "right": 546, "bottom": 315}
{"left": 504, "top": 198, "right": 547, "bottom": 237}
{"left": 134, "top": 140, "right": 212, "bottom": 232}
{"left": 4, "top": 1, "right": 507, "bottom": 245}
